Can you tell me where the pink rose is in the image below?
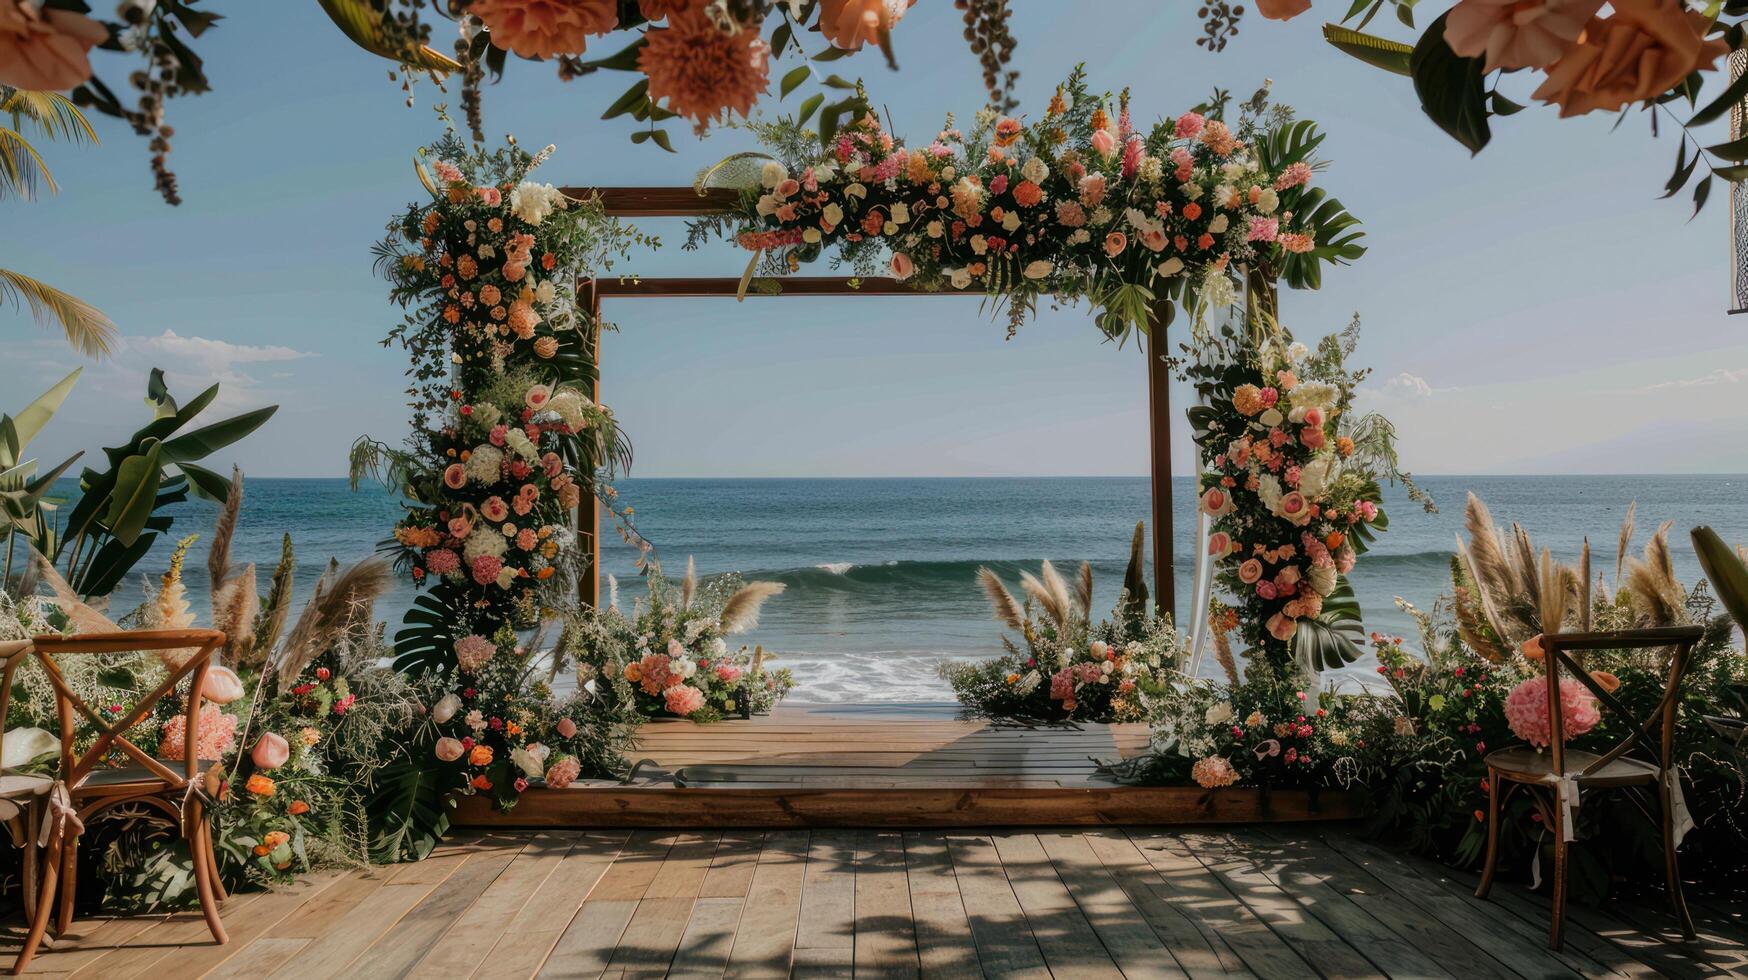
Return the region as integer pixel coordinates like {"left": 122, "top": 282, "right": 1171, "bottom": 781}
{"left": 1280, "top": 491, "right": 1312, "bottom": 526}
{"left": 0, "top": 2, "right": 108, "bottom": 91}
{"left": 489, "top": 424, "right": 509, "bottom": 447}
{"left": 989, "top": 173, "right": 1009, "bottom": 196}
{"left": 1445, "top": 0, "right": 1602, "bottom": 74}
{"left": 1139, "top": 228, "right": 1168, "bottom": 252}
{"left": 1104, "top": 232, "right": 1127, "bottom": 257}
{"left": 1238, "top": 559, "right": 1264, "bottom": 585}
{"left": 1257, "top": 580, "right": 1278, "bottom": 600}
{"left": 482, "top": 496, "right": 510, "bottom": 523}
{"left": 448, "top": 516, "right": 473, "bottom": 539}
{"left": 1174, "top": 112, "right": 1206, "bottom": 139}
{"left": 1259, "top": 387, "right": 1280, "bottom": 407}
{"left": 1200, "top": 487, "right": 1233, "bottom": 517}
{"left": 1300, "top": 425, "right": 1327, "bottom": 450}
{"left": 890, "top": 252, "right": 915, "bottom": 280}
{"left": 1276, "top": 566, "right": 1301, "bottom": 587}
{"left": 1302, "top": 407, "right": 1325, "bottom": 427}
{"left": 776, "top": 178, "right": 800, "bottom": 198}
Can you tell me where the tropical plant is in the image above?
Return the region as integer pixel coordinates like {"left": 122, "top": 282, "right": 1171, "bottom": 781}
{"left": 43, "top": 368, "right": 277, "bottom": 600}
{"left": 1, "top": 86, "right": 115, "bottom": 356}
{"left": 0, "top": 370, "right": 84, "bottom": 584}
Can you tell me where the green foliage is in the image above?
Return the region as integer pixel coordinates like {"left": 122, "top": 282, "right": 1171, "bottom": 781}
{"left": 366, "top": 747, "right": 462, "bottom": 863}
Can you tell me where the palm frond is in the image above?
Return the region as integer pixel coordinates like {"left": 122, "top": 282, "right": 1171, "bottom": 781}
{"left": 978, "top": 566, "right": 1026, "bottom": 633}
{"left": 0, "top": 89, "right": 96, "bottom": 201}
{"left": 718, "top": 581, "right": 786, "bottom": 635}
{"left": 0, "top": 125, "right": 53, "bottom": 199}
{"left": 0, "top": 267, "right": 116, "bottom": 357}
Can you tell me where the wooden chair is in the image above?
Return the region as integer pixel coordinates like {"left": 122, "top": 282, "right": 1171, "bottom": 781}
{"left": 2, "top": 639, "right": 58, "bottom": 973}
{"left": 11, "top": 629, "right": 229, "bottom": 974}
{"left": 1474, "top": 625, "right": 1705, "bottom": 950}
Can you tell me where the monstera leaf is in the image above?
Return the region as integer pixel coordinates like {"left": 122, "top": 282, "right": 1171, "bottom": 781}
{"left": 1694, "top": 526, "right": 1748, "bottom": 646}
{"left": 366, "top": 746, "right": 464, "bottom": 863}
{"left": 393, "top": 580, "right": 467, "bottom": 675}
{"left": 1294, "top": 575, "right": 1366, "bottom": 671}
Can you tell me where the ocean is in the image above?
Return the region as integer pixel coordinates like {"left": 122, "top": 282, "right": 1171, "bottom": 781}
{"left": 52, "top": 475, "right": 1748, "bottom": 702}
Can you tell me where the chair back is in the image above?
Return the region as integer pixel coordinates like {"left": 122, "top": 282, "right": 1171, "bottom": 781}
{"left": 26, "top": 629, "right": 225, "bottom": 791}
{"left": 1541, "top": 626, "right": 1705, "bottom": 779}
{"left": 0, "top": 638, "right": 34, "bottom": 768}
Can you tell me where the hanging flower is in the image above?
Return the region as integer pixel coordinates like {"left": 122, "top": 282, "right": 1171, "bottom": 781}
{"left": 0, "top": 0, "right": 108, "bottom": 91}
{"left": 1532, "top": 0, "right": 1729, "bottom": 117}
{"left": 472, "top": 0, "right": 618, "bottom": 59}
{"left": 1255, "top": 0, "right": 1312, "bottom": 20}
{"left": 638, "top": 10, "right": 771, "bottom": 128}
{"left": 1444, "top": 0, "right": 1602, "bottom": 73}
{"left": 818, "top": 0, "right": 916, "bottom": 52}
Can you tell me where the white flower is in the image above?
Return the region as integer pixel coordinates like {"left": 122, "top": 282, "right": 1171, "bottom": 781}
{"left": 1058, "top": 647, "right": 1074, "bottom": 668}
{"left": 668, "top": 638, "right": 686, "bottom": 658}
{"left": 478, "top": 244, "right": 496, "bottom": 259}
{"left": 1201, "top": 271, "right": 1236, "bottom": 311}
{"left": 710, "top": 637, "right": 728, "bottom": 656}
{"left": 925, "top": 220, "right": 944, "bottom": 239}
{"left": 1259, "top": 407, "right": 1284, "bottom": 428}
{"left": 890, "top": 202, "right": 910, "bottom": 224}
{"left": 760, "top": 160, "right": 789, "bottom": 188}
{"left": 1257, "top": 474, "right": 1284, "bottom": 516}
{"left": 465, "top": 445, "right": 504, "bottom": 483}
{"left": 1256, "top": 188, "right": 1280, "bottom": 214}
{"left": 1068, "top": 229, "right": 1091, "bottom": 245}
{"left": 1016, "top": 670, "right": 1042, "bottom": 695}
{"left": 1156, "top": 257, "right": 1185, "bottom": 278}
{"left": 1001, "top": 211, "right": 1021, "bottom": 232}
{"left": 464, "top": 526, "right": 508, "bottom": 563}
{"left": 1221, "top": 161, "right": 1249, "bottom": 182}
{"left": 475, "top": 403, "right": 502, "bottom": 426}
{"left": 756, "top": 194, "right": 779, "bottom": 217}
{"left": 1288, "top": 342, "right": 1309, "bottom": 361}
{"left": 535, "top": 279, "right": 557, "bottom": 305}
{"left": 432, "top": 693, "right": 462, "bottom": 724}
{"left": 1023, "top": 260, "right": 1053, "bottom": 280}
{"left": 1205, "top": 702, "right": 1235, "bottom": 726}
{"left": 1297, "top": 456, "right": 1338, "bottom": 498}
{"left": 1020, "top": 156, "right": 1049, "bottom": 184}
{"left": 803, "top": 228, "right": 822, "bottom": 244}
{"left": 465, "top": 709, "right": 486, "bottom": 731}
{"left": 510, "top": 181, "right": 564, "bottom": 226}
{"left": 496, "top": 566, "right": 518, "bottom": 589}
{"left": 1100, "top": 660, "right": 1115, "bottom": 675}
{"left": 845, "top": 182, "right": 867, "bottom": 200}
{"left": 511, "top": 744, "right": 548, "bottom": 778}
{"left": 1208, "top": 213, "right": 1229, "bottom": 234}
{"left": 823, "top": 203, "right": 844, "bottom": 227}
{"left": 1180, "top": 182, "right": 1205, "bottom": 202}
{"left": 1090, "top": 206, "right": 1113, "bottom": 225}
{"left": 1308, "top": 564, "right": 1338, "bottom": 596}
{"left": 1289, "top": 381, "right": 1339, "bottom": 413}
{"left": 504, "top": 427, "right": 539, "bottom": 460}
{"left": 948, "top": 267, "right": 972, "bottom": 288}
{"left": 1214, "top": 184, "right": 1239, "bottom": 209}
{"left": 970, "top": 235, "right": 988, "bottom": 255}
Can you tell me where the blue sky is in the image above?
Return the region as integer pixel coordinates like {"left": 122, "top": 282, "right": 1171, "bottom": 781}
{"left": 6, "top": 2, "right": 1747, "bottom": 477}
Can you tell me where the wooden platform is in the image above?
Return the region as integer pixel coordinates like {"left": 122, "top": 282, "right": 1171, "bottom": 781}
{"left": 10, "top": 827, "right": 1745, "bottom": 978}
{"left": 454, "top": 703, "right": 1354, "bottom": 828}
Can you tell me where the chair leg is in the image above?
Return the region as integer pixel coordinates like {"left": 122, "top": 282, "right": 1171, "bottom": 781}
{"left": 1549, "top": 795, "right": 1568, "bottom": 952}
{"left": 12, "top": 835, "right": 62, "bottom": 976}
{"left": 1475, "top": 769, "right": 1501, "bottom": 900}
{"left": 54, "top": 834, "right": 76, "bottom": 934}
{"left": 186, "top": 801, "right": 228, "bottom": 945}
{"left": 201, "top": 820, "right": 228, "bottom": 903}
{"left": 1661, "top": 781, "right": 1698, "bottom": 941}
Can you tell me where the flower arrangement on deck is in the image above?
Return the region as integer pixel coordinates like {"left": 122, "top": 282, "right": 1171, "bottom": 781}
{"left": 1184, "top": 318, "right": 1428, "bottom": 678}
{"left": 706, "top": 69, "right": 1364, "bottom": 339}
{"left": 571, "top": 562, "right": 796, "bottom": 724}
{"left": 940, "top": 525, "right": 1183, "bottom": 724}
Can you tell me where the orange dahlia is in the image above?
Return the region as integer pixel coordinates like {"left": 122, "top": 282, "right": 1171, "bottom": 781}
{"left": 473, "top": 0, "right": 618, "bottom": 59}
{"left": 638, "top": 11, "right": 769, "bottom": 129}
{"left": 638, "top": 0, "right": 699, "bottom": 20}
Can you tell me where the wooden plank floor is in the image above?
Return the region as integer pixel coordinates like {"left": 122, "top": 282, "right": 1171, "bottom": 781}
{"left": 9, "top": 826, "right": 1746, "bottom": 978}
{"left": 606, "top": 703, "right": 1156, "bottom": 790}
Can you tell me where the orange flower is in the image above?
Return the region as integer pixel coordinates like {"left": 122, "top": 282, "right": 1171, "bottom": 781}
{"left": 469, "top": 744, "right": 494, "bottom": 767}
{"left": 253, "top": 843, "right": 272, "bottom": 857}
{"left": 1325, "top": 532, "right": 1345, "bottom": 551}
{"left": 1335, "top": 436, "right": 1355, "bottom": 457}
{"left": 638, "top": 10, "right": 770, "bottom": 128}
{"left": 472, "top": 0, "right": 618, "bottom": 59}
{"left": 1256, "top": 0, "right": 1311, "bottom": 20}
{"left": 0, "top": 0, "right": 108, "bottom": 91}
{"left": 246, "top": 774, "right": 276, "bottom": 797}
{"left": 263, "top": 831, "right": 290, "bottom": 849}
{"left": 288, "top": 799, "right": 311, "bottom": 816}
{"left": 1520, "top": 635, "right": 1545, "bottom": 661}
{"left": 817, "top": 0, "right": 915, "bottom": 53}
{"left": 471, "top": 774, "right": 493, "bottom": 790}
{"left": 1532, "top": 0, "right": 1729, "bottom": 117}
{"left": 1590, "top": 670, "right": 1621, "bottom": 693}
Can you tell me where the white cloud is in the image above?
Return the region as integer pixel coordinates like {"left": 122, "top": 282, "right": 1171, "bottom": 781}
{"left": 1637, "top": 367, "right": 1748, "bottom": 391}
{"left": 119, "top": 329, "right": 314, "bottom": 388}
{"left": 1364, "top": 372, "right": 1437, "bottom": 400}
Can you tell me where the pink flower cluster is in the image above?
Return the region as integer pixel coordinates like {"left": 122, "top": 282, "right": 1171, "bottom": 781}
{"left": 1503, "top": 675, "right": 1600, "bottom": 747}
{"left": 160, "top": 703, "right": 238, "bottom": 762}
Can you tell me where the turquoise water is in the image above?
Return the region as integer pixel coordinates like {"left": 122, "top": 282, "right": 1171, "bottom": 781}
{"left": 56, "top": 475, "right": 1748, "bottom": 701}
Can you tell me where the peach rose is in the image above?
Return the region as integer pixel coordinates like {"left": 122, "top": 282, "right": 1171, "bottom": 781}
{"left": 1267, "top": 613, "right": 1298, "bottom": 641}
{"left": 1532, "top": 0, "right": 1729, "bottom": 117}
{"left": 1208, "top": 531, "right": 1233, "bottom": 556}
{"left": 818, "top": 0, "right": 916, "bottom": 51}
{"left": 1200, "top": 486, "right": 1234, "bottom": 517}
{"left": 1445, "top": 0, "right": 1603, "bottom": 73}
{"left": 1256, "top": 0, "right": 1312, "bottom": 20}
{"left": 889, "top": 252, "right": 915, "bottom": 280}
{"left": 1104, "top": 232, "right": 1128, "bottom": 257}
{"left": 0, "top": 0, "right": 108, "bottom": 91}
{"left": 473, "top": 0, "right": 618, "bottom": 58}
{"left": 1238, "top": 559, "right": 1265, "bottom": 585}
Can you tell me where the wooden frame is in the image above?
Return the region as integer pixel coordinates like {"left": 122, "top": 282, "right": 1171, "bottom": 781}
{"left": 570, "top": 187, "right": 1177, "bottom": 621}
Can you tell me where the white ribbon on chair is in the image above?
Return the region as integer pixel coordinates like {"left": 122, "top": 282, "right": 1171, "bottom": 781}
{"left": 1669, "top": 768, "right": 1694, "bottom": 848}
{"left": 1557, "top": 774, "right": 1582, "bottom": 842}
{"left": 37, "top": 780, "right": 82, "bottom": 848}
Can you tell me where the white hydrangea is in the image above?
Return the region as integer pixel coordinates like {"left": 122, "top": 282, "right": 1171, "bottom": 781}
{"left": 465, "top": 445, "right": 504, "bottom": 483}
{"left": 1297, "top": 456, "right": 1338, "bottom": 498}
{"left": 760, "top": 160, "right": 789, "bottom": 188}
{"left": 1255, "top": 188, "right": 1280, "bottom": 214}
{"left": 1289, "top": 380, "right": 1340, "bottom": 413}
{"left": 510, "top": 181, "right": 566, "bottom": 226}
{"left": 463, "top": 526, "right": 508, "bottom": 563}
{"left": 549, "top": 388, "right": 593, "bottom": 431}
{"left": 1020, "top": 156, "right": 1048, "bottom": 184}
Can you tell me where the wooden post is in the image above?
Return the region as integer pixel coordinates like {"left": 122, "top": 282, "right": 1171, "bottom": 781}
{"left": 579, "top": 278, "right": 602, "bottom": 609}
{"left": 1146, "top": 301, "right": 1176, "bottom": 623}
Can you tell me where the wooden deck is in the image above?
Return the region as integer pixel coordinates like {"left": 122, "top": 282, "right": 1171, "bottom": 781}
{"left": 453, "top": 704, "right": 1353, "bottom": 829}
{"left": 9, "top": 827, "right": 1746, "bottom": 978}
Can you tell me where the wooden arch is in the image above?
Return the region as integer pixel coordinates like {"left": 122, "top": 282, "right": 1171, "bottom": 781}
{"left": 569, "top": 187, "right": 1178, "bottom": 622}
